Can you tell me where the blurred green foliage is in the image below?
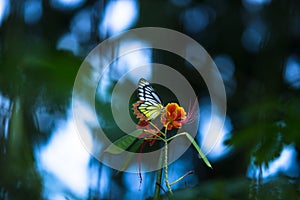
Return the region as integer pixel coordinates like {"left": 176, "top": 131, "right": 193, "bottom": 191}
{"left": 0, "top": 0, "right": 300, "bottom": 199}
{"left": 161, "top": 176, "right": 300, "bottom": 200}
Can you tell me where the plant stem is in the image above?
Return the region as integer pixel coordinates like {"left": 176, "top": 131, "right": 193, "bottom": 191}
{"left": 153, "top": 150, "right": 164, "bottom": 199}
{"left": 166, "top": 132, "right": 187, "bottom": 142}
{"left": 149, "top": 122, "right": 165, "bottom": 136}
{"left": 143, "top": 130, "right": 164, "bottom": 140}
{"left": 170, "top": 170, "right": 194, "bottom": 186}
{"left": 164, "top": 126, "right": 173, "bottom": 195}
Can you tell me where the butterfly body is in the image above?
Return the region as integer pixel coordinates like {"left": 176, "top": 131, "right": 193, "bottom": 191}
{"left": 133, "top": 78, "right": 164, "bottom": 121}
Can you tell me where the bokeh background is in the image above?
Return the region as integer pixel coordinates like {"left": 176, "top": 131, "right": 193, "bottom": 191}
{"left": 0, "top": 0, "right": 300, "bottom": 199}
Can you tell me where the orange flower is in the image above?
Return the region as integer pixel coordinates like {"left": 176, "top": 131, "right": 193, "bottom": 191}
{"left": 161, "top": 103, "right": 187, "bottom": 130}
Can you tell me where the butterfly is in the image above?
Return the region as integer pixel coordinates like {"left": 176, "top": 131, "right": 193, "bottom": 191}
{"left": 132, "top": 78, "right": 164, "bottom": 121}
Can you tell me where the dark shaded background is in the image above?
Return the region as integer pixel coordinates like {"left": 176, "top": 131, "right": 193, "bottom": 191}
{"left": 0, "top": 0, "right": 300, "bottom": 199}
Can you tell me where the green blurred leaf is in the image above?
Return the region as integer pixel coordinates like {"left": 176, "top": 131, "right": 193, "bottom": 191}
{"left": 226, "top": 97, "right": 290, "bottom": 167}
{"left": 104, "top": 129, "right": 143, "bottom": 154}
{"left": 163, "top": 176, "right": 300, "bottom": 200}
{"left": 180, "top": 132, "right": 212, "bottom": 169}
{"left": 119, "top": 139, "right": 144, "bottom": 172}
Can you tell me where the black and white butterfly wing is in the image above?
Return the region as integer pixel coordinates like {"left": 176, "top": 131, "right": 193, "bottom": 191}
{"left": 135, "top": 78, "right": 163, "bottom": 120}
{"left": 138, "top": 78, "right": 163, "bottom": 105}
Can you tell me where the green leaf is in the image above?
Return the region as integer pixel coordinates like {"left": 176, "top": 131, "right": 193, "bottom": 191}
{"left": 104, "top": 129, "right": 144, "bottom": 154}
{"left": 185, "top": 132, "right": 212, "bottom": 169}
{"left": 119, "top": 139, "right": 144, "bottom": 172}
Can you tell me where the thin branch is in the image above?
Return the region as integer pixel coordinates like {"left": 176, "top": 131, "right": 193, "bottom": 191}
{"left": 170, "top": 170, "right": 194, "bottom": 186}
